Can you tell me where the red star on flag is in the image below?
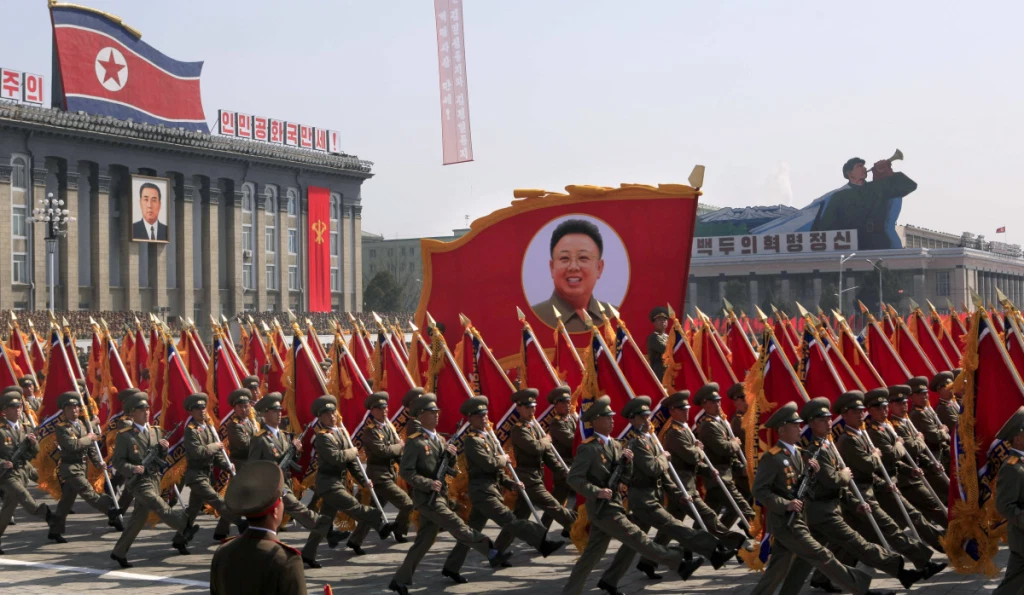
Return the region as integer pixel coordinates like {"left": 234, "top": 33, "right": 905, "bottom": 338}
{"left": 97, "top": 50, "right": 125, "bottom": 84}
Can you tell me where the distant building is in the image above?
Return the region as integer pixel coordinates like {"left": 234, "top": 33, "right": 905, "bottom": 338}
{"left": 362, "top": 228, "right": 469, "bottom": 310}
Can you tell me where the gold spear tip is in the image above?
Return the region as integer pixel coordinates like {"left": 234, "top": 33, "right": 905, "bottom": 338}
{"left": 261, "top": 321, "right": 271, "bottom": 332}
{"left": 996, "top": 287, "right": 1009, "bottom": 304}
{"left": 832, "top": 309, "right": 847, "bottom": 323}
{"left": 552, "top": 305, "right": 563, "bottom": 322}
{"left": 220, "top": 314, "right": 229, "bottom": 324}
{"left": 694, "top": 306, "right": 707, "bottom": 321}
{"left": 346, "top": 312, "right": 357, "bottom": 323}
{"left": 908, "top": 298, "right": 920, "bottom": 311}
{"left": 795, "top": 302, "right": 810, "bottom": 318}
{"left": 970, "top": 289, "right": 984, "bottom": 309}
{"left": 458, "top": 313, "right": 471, "bottom": 327}
{"left": 754, "top": 306, "right": 769, "bottom": 322}
{"left": 581, "top": 309, "right": 595, "bottom": 329}
{"left": 961, "top": 302, "right": 970, "bottom": 313}
{"left": 287, "top": 309, "right": 297, "bottom": 323}
{"left": 925, "top": 299, "right": 939, "bottom": 313}
{"left": 596, "top": 301, "right": 606, "bottom": 315}
{"left": 209, "top": 315, "right": 218, "bottom": 327}
{"left": 688, "top": 164, "right": 706, "bottom": 189}
{"left": 740, "top": 310, "right": 747, "bottom": 318}
{"left": 27, "top": 319, "right": 33, "bottom": 328}
{"left": 516, "top": 306, "right": 526, "bottom": 321}
{"left": 425, "top": 311, "right": 437, "bottom": 328}
{"left": 722, "top": 308, "right": 729, "bottom": 318}
{"left": 89, "top": 316, "right": 97, "bottom": 326}
{"left": 178, "top": 316, "right": 186, "bottom": 327}
{"left": 409, "top": 319, "right": 419, "bottom": 332}
{"left": 722, "top": 297, "right": 734, "bottom": 312}
{"left": 667, "top": 303, "right": 676, "bottom": 319}
{"left": 857, "top": 300, "right": 869, "bottom": 314}
{"left": 372, "top": 312, "right": 384, "bottom": 325}
{"left": 945, "top": 298, "right": 956, "bottom": 312}
{"left": 770, "top": 304, "right": 780, "bottom": 316}
{"left": 187, "top": 317, "right": 195, "bottom": 327}
{"left": 62, "top": 316, "right": 70, "bottom": 326}
{"left": 608, "top": 304, "right": 621, "bottom": 320}
{"left": 9, "top": 312, "right": 15, "bottom": 322}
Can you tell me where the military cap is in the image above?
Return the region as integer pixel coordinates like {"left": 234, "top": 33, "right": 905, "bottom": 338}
{"left": 663, "top": 390, "right": 691, "bottom": 410}
{"left": 649, "top": 306, "right": 669, "bottom": 323}
{"left": 402, "top": 388, "right": 425, "bottom": 409}
{"left": 726, "top": 383, "right": 746, "bottom": 401}
{"left": 57, "top": 391, "right": 82, "bottom": 409}
{"left": 887, "top": 385, "right": 911, "bottom": 402}
{"left": 800, "top": 397, "right": 832, "bottom": 421}
{"left": 832, "top": 391, "right": 866, "bottom": 415}
{"left": 410, "top": 393, "right": 439, "bottom": 415}
{"left": 0, "top": 392, "right": 23, "bottom": 409}
{"left": 693, "top": 383, "right": 721, "bottom": 406}
{"left": 582, "top": 396, "right": 615, "bottom": 423}
{"left": 996, "top": 407, "right": 1024, "bottom": 441}
{"left": 365, "top": 391, "right": 389, "bottom": 410}
{"left": 621, "top": 396, "right": 653, "bottom": 418}
{"left": 242, "top": 375, "right": 260, "bottom": 388}
{"left": 765, "top": 402, "right": 802, "bottom": 429}
{"left": 319, "top": 360, "right": 332, "bottom": 372}
{"left": 116, "top": 387, "right": 141, "bottom": 404}
{"left": 460, "top": 395, "right": 489, "bottom": 417}
{"left": 930, "top": 371, "right": 955, "bottom": 392}
{"left": 225, "top": 460, "right": 285, "bottom": 518}
{"left": 1, "top": 386, "right": 22, "bottom": 398}
{"left": 311, "top": 395, "right": 338, "bottom": 417}
{"left": 75, "top": 378, "right": 86, "bottom": 388}
{"left": 184, "top": 393, "right": 209, "bottom": 411}
{"left": 953, "top": 368, "right": 963, "bottom": 379}
{"left": 255, "top": 393, "right": 283, "bottom": 413}
{"left": 18, "top": 376, "right": 35, "bottom": 388}
{"left": 125, "top": 394, "right": 151, "bottom": 412}
{"left": 864, "top": 388, "right": 890, "bottom": 409}
{"left": 546, "top": 386, "right": 572, "bottom": 405}
{"left": 228, "top": 388, "right": 252, "bottom": 407}
{"left": 907, "top": 376, "right": 929, "bottom": 394}
{"left": 512, "top": 388, "right": 539, "bottom": 407}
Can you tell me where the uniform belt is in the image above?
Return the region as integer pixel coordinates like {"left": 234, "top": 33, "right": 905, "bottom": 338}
{"left": 187, "top": 464, "right": 212, "bottom": 472}
{"left": 367, "top": 460, "right": 394, "bottom": 467}
{"left": 318, "top": 468, "right": 343, "bottom": 478}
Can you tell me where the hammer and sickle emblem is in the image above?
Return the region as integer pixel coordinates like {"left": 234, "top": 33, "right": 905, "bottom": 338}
{"left": 312, "top": 220, "right": 327, "bottom": 244}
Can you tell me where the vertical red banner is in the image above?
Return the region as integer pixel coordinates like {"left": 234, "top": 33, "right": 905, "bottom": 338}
{"left": 434, "top": 0, "right": 473, "bottom": 165}
{"left": 307, "top": 186, "right": 331, "bottom": 312}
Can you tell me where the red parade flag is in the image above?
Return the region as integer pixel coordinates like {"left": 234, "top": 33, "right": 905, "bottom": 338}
{"left": 819, "top": 328, "right": 866, "bottom": 392}
{"left": 662, "top": 316, "right": 708, "bottom": 397}
{"left": 29, "top": 328, "right": 47, "bottom": 379}
{"left": 158, "top": 342, "right": 194, "bottom": 431}
{"left": 465, "top": 326, "right": 517, "bottom": 422}
{"left": 102, "top": 333, "right": 135, "bottom": 454}
{"left": 147, "top": 338, "right": 167, "bottom": 414}
{"left": 379, "top": 333, "right": 419, "bottom": 420}
{"left": 265, "top": 338, "right": 287, "bottom": 396}
{"left": 9, "top": 324, "right": 36, "bottom": 381}
{"left": 0, "top": 338, "right": 23, "bottom": 392}
{"left": 391, "top": 326, "right": 410, "bottom": 364}
{"left": 798, "top": 326, "right": 847, "bottom": 402}
{"left": 209, "top": 336, "right": 243, "bottom": 425}
{"left": 306, "top": 320, "right": 329, "bottom": 363}
{"left": 612, "top": 317, "right": 667, "bottom": 404}
{"left": 190, "top": 327, "right": 210, "bottom": 362}
{"left": 931, "top": 309, "right": 962, "bottom": 365}
{"left": 1005, "top": 316, "right": 1024, "bottom": 376}
{"left": 574, "top": 329, "right": 636, "bottom": 439}
{"left": 85, "top": 330, "right": 104, "bottom": 414}
{"left": 32, "top": 330, "right": 83, "bottom": 499}
{"left": 347, "top": 328, "right": 375, "bottom": 382}
{"left": 184, "top": 328, "right": 209, "bottom": 394}
{"left": 520, "top": 321, "right": 564, "bottom": 406}
{"left": 120, "top": 330, "right": 135, "bottom": 385}
{"left": 835, "top": 318, "right": 886, "bottom": 390}
{"left": 134, "top": 326, "right": 150, "bottom": 392}
{"left": 727, "top": 316, "right": 758, "bottom": 382}
{"left": 243, "top": 326, "right": 269, "bottom": 391}
{"left": 330, "top": 338, "right": 374, "bottom": 434}
{"left": 908, "top": 308, "right": 954, "bottom": 372}
{"left": 862, "top": 316, "right": 913, "bottom": 387}
{"left": 407, "top": 330, "right": 432, "bottom": 389}
{"left": 890, "top": 317, "right": 938, "bottom": 390}
{"left": 882, "top": 311, "right": 897, "bottom": 338}
{"left": 306, "top": 186, "right": 331, "bottom": 312}
{"left": 553, "top": 318, "right": 585, "bottom": 396}
{"left": 695, "top": 324, "right": 740, "bottom": 420}
{"left": 772, "top": 317, "right": 799, "bottom": 364}
{"left": 950, "top": 308, "right": 969, "bottom": 353}
{"left": 425, "top": 325, "right": 477, "bottom": 436}
{"left": 285, "top": 330, "right": 331, "bottom": 435}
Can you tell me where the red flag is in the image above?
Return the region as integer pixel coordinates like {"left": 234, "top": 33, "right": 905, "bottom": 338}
{"left": 798, "top": 326, "right": 846, "bottom": 402}
{"left": 208, "top": 336, "right": 243, "bottom": 425}
{"left": 726, "top": 316, "right": 758, "bottom": 381}
{"left": 190, "top": 327, "right": 210, "bottom": 362}
{"left": 1006, "top": 317, "right": 1024, "bottom": 376}
{"left": 134, "top": 326, "right": 150, "bottom": 393}
{"left": 781, "top": 313, "right": 801, "bottom": 347}
{"left": 85, "top": 329, "right": 104, "bottom": 418}
{"left": 696, "top": 325, "right": 739, "bottom": 420}
{"left": 836, "top": 318, "right": 886, "bottom": 390}
{"left": 990, "top": 309, "right": 1006, "bottom": 334}
{"left": 348, "top": 328, "right": 375, "bottom": 381}
{"left": 158, "top": 342, "right": 194, "bottom": 431}
{"left": 29, "top": 326, "right": 46, "bottom": 378}
{"left": 285, "top": 329, "right": 331, "bottom": 435}
{"left": 426, "top": 327, "right": 476, "bottom": 436}
{"left": 950, "top": 307, "right": 969, "bottom": 352}
{"left": 890, "top": 316, "right": 938, "bottom": 383}
{"left": 377, "top": 332, "right": 418, "bottom": 420}
{"left": 243, "top": 326, "right": 269, "bottom": 391}
{"left": 662, "top": 316, "right": 708, "bottom": 397}
{"left": 102, "top": 332, "right": 135, "bottom": 454}
{"left": 184, "top": 328, "right": 209, "bottom": 393}
{"left": 612, "top": 318, "right": 667, "bottom": 404}
{"left": 306, "top": 187, "right": 331, "bottom": 311}
{"left": 819, "top": 329, "right": 866, "bottom": 392}
{"left": 520, "top": 321, "right": 563, "bottom": 404}
{"left": 0, "top": 337, "right": 23, "bottom": 391}
{"left": 466, "top": 326, "right": 517, "bottom": 422}
{"left": 862, "top": 316, "right": 912, "bottom": 387}
{"left": 553, "top": 318, "right": 585, "bottom": 396}
{"left": 32, "top": 330, "right": 82, "bottom": 499}
{"left": 9, "top": 323, "right": 36, "bottom": 381}
{"left": 931, "top": 309, "right": 962, "bottom": 365}
{"left": 772, "top": 318, "right": 799, "bottom": 363}
{"left": 408, "top": 330, "right": 432, "bottom": 388}
{"left": 997, "top": 226, "right": 1007, "bottom": 234}
{"left": 575, "top": 329, "right": 635, "bottom": 439}
{"left": 265, "top": 335, "right": 287, "bottom": 396}
{"left": 306, "top": 320, "right": 329, "bottom": 363}
{"left": 329, "top": 338, "right": 373, "bottom": 434}
{"left": 908, "top": 308, "right": 954, "bottom": 372}
{"left": 882, "top": 311, "right": 897, "bottom": 338}
{"left": 391, "top": 326, "right": 410, "bottom": 364}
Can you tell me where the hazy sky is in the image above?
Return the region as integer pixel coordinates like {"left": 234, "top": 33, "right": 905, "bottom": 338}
{"left": 5, "top": 1, "right": 1022, "bottom": 243}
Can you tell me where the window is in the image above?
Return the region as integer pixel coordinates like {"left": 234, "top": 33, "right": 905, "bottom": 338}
{"left": 12, "top": 254, "right": 28, "bottom": 284}
{"left": 242, "top": 226, "right": 252, "bottom": 252}
{"left": 12, "top": 204, "right": 26, "bottom": 237}
{"left": 265, "top": 193, "right": 277, "bottom": 254}
{"left": 265, "top": 226, "right": 276, "bottom": 252}
{"left": 936, "top": 271, "right": 951, "bottom": 297}
{"left": 331, "top": 231, "right": 339, "bottom": 256}
{"left": 331, "top": 269, "right": 339, "bottom": 291}
{"left": 287, "top": 190, "right": 297, "bottom": 217}
{"left": 241, "top": 189, "right": 253, "bottom": 213}
{"left": 370, "top": 249, "right": 376, "bottom": 258}
{"left": 288, "top": 265, "right": 298, "bottom": 290}
{"left": 266, "top": 264, "right": 277, "bottom": 290}
{"left": 242, "top": 263, "right": 253, "bottom": 290}
{"left": 11, "top": 157, "right": 27, "bottom": 189}
{"left": 288, "top": 229, "right": 297, "bottom": 254}
{"left": 330, "top": 196, "right": 340, "bottom": 220}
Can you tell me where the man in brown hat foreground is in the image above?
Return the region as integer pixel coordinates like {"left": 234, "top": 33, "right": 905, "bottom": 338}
{"left": 210, "top": 460, "right": 306, "bottom": 595}
{"left": 0, "top": 390, "right": 51, "bottom": 554}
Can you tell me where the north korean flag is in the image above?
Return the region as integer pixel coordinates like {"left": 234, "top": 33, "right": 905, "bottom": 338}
{"left": 50, "top": 5, "right": 208, "bottom": 132}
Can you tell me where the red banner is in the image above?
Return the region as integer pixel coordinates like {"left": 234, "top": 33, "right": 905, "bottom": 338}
{"left": 307, "top": 186, "right": 331, "bottom": 312}
{"left": 433, "top": 0, "right": 473, "bottom": 165}
{"left": 416, "top": 185, "right": 700, "bottom": 367}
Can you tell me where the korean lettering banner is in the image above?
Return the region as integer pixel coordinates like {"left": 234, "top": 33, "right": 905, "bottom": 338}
{"left": 692, "top": 229, "right": 858, "bottom": 258}
{"left": 434, "top": 0, "right": 473, "bottom": 165}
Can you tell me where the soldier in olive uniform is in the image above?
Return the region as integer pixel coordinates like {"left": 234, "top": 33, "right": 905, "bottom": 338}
{"left": 248, "top": 393, "right": 342, "bottom": 558}
{"left": 994, "top": 406, "right": 1024, "bottom": 595}
{"left": 694, "top": 383, "right": 754, "bottom": 529}
{"left": 241, "top": 375, "right": 262, "bottom": 401}
{"left": 389, "top": 393, "right": 508, "bottom": 595}
{"left": 727, "top": 383, "right": 753, "bottom": 505}
{"left": 931, "top": 371, "right": 960, "bottom": 440}
{"left": 543, "top": 386, "right": 577, "bottom": 537}
{"left": 210, "top": 460, "right": 307, "bottom": 595}
{"left": 561, "top": 396, "right": 703, "bottom": 595}
{"left": 224, "top": 388, "right": 256, "bottom": 473}
{"left": 779, "top": 397, "right": 924, "bottom": 594}
{"left": 834, "top": 391, "right": 944, "bottom": 576}
{"left": 110, "top": 388, "right": 142, "bottom": 512}
{"left": 510, "top": 388, "right": 577, "bottom": 532}
{"left": 173, "top": 393, "right": 241, "bottom": 547}
{"left": 908, "top": 376, "right": 951, "bottom": 472}
{"left": 888, "top": 384, "right": 949, "bottom": 502}
{"left": 442, "top": 396, "right": 564, "bottom": 583}
{"left": 599, "top": 396, "right": 733, "bottom": 595}
{"left": 110, "top": 394, "right": 194, "bottom": 568}
{"left": 646, "top": 307, "right": 669, "bottom": 382}
{"left": 865, "top": 388, "right": 948, "bottom": 531}
{"left": 301, "top": 395, "right": 393, "bottom": 568}
{"left": 401, "top": 388, "right": 425, "bottom": 437}
{"left": 347, "top": 391, "right": 413, "bottom": 552}
{"left": 18, "top": 376, "right": 40, "bottom": 415}
{"left": 748, "top": 402, "right": 877, "bottom": 595}
{"left": 0, "top": 392, "right": 52, "bottom": 553}
{"left": 48, "top": 391, "right": 123, "bottom": 543}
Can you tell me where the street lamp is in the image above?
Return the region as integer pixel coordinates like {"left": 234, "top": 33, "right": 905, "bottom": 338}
{"left": 866, "top": 258, "right": 884, "bottom": 319}
{"left": 837, "top": 252, "right": 857, "bottom": 316}
{"left": 26, "top": 192, "right": 76, "bottom": 312}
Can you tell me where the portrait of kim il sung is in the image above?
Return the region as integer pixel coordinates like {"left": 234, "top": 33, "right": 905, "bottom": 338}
{"left": 130, "top": 175, "right": 170, "bottom": 243}
{"left": 526, "top": 215, "right": 628, "bottom": 332}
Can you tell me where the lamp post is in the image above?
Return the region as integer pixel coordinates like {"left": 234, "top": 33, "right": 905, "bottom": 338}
{"left": 27, "top": 192, "right": 76, "bottom": 312}
{"left": 866, "top": 258, "right": 884, "bottom": 319}
{"left": 837, "top": 252, "right": 857, "bottom": 316}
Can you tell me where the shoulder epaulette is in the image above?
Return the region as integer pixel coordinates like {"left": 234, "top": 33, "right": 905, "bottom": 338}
{"left": 515, "top": 422, "right": 524, "bottom": 428}
{"left": 315, "top": 428, "right": 330, "bottom": 435}
{"left": 408, "top": 432, "right": 422, "bottom": 440}
{"left": 365, "top": 419, "right": 377, "bottom": 428}
{"left": 118, "top": 426, "right": 133, "bottom": 433}
{"left": 768, "top": 446, "right": 782, "bottom": 455}
{"left": 270, "top": 538, "right": 302, "bottom": 556}
{"left": 254, "top": 428, "right": 267, "bottom": 438}
{"left": 582, "top": 436, "right": 597, "bottom": 444}
{"left": 1009, "top": 456, "right": 1020, "bottom": 466}
{"left": 57, "top": 421, "right": 69, "bottom": 428}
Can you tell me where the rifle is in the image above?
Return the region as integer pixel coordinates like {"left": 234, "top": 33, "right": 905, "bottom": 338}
{"left": 594, "top": 451, "right": 628, "bottom": 518}
{"left": 206, "top": 422, "right": 236, "bottom": 477}
{"left": 861, "top": 429, "right": 921, "bottom": 541}
{"left": 124, "top": 421, "right": 183, "bottom": 492}
{"left": 428, "top": 422, "right": 469, "bottom": 505}
{"left": 485, "top": 424, "right": 543, "bottom": 526}
{"left": 529, "top": 418, "right": 570, "bottom": 475}
{"left": 278, "top": 419, "right": 318, "bottom": 474}
{"left": 0, "top": 424, "right": 37, "bottom": 481}
{"left": 787, "top": 442, "right": 826, "bottom": 526}
{"left": 828, "top": 440, "right": 891, "bottom": 551}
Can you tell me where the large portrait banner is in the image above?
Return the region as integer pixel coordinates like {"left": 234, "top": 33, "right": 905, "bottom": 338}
{"left": 130, "top": 174, "right": 170, "bottom": 243}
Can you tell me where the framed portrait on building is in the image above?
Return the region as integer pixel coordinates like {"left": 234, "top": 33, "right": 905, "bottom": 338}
{"left": 130, "top": 174, "right": 170, "bottom": 243}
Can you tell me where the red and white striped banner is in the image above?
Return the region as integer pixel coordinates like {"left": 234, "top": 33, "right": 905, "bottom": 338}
{"left": 434, "top": 0, "right": 473, "bottom": 165}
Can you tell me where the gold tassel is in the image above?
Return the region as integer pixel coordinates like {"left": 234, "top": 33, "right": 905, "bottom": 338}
{"left": 407, "top": 334, "right": 421, "bottom": 384}
{"left": 32, "top": 433, "right": 62, "bottom": 500}
{"left": 569, "top": 503, "right": 589, "bottom": 552}
{"left": 282, "top": 344, "right": 300, "bottom": 434}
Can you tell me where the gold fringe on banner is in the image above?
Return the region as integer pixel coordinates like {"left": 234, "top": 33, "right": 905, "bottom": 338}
{"left": 407, "top": 333, "right": 421, "bottom": 384}
{"left": 33, "top": 433, "right": 61, "bottom": 500}
{"left": 283, "top": 344, "right": 300, "bottom": 434}
{"left": 569, "top": 503, "right": 589, "bottom": 552}
{"left": 426, "top": 332, "right": 445, "bottom": 394}
{"left": 737, "top": 331, "right": 774, "bottom": 572}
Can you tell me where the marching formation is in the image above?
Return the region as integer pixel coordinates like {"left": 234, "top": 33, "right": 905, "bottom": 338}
{"left": 2, "top": 293, "right": 1024, "bottom": 595}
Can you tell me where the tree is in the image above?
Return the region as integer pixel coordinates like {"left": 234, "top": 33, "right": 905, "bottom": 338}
{"left": 819, "top": 283, "right": 840, "bottom": 314}
{"left": 855, "top": 267, "right": 909, "bottom": 315}
{"left": 363, "top": 270, "right": 401, "bottom": 312}
{"left": 723, "top": 280, "right": 749, "bottom": 314}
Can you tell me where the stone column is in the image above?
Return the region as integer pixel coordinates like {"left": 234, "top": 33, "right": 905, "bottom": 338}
{"left": 177, "top": 183, "right": 195, "bottom": 322}
{"left": 779, "top": 277, "right": 791, "bottom": 303}
{"left": 687, "top": 279, "right": 699, "bottom": 315}
{"left": 91, "top": 172, "right": 112, "bottom": 311}
{"left": 300, "top": 204, "right": 308, "bottom": 312}
{"left": 278, "top": 199, "right": 289, "bottom": 311}
{"left": 352, "top": 206, "right": 363, "bottom": 313}
{"left": 812, "top": 277, "right": 822, "bottom": 310}
{"left": 203, "top": 187, "right": 221, "bottom": 322}
{"left": 748, "top": 278, "right": 759, "bottom": 310}
{"left": 59, "top": 166, "right": 80, "bottom": 311}
{"left": 121, "top": 177, "right": 142, "bottom": 313}
{"left": 0, "top": 164, "right": 12, "bottom": 310}
{"left": 225, "top": 185, "right": 243, "bottom": 317}
{"left": 150, "top": 174, "right": 175, "bottom": 317}
{"left": 913, "top": 272, "right": 926, "bottom": 307}
{"left": 255, "top": 190, "right": 267, "bottom": 311}
{"left": 844, "top": 276, "right": 857, "bottom": 315}
{"left": 340, "top": 206, "right": 352, "bottom": 312}
{"left": 31, "top": 168, "right": 48, "bottom": 311}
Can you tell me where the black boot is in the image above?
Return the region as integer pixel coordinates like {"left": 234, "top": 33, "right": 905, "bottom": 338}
{"left": 809, "top": 578, "right": 842, "bottom": 593}
{"left": 107, "top": 509, "right": 124, "bottom": 532}
{"left": 898, "top": 566, "right": 924, "bottom": 589}
{"left": 636, "top": 561, "right": 662, "bottom": 580}
{"left": 710, "top": 546, "right": 738, "bottom": 570}
{"left": 110, "top": 553, "right": 132, "bottom": 568}
{"left": 303, "top": 557, "right": 322, "bottom": 569}
{"left": 327, "top": 529, "right": 344, "bottom": 549}
{"left": 677, "top": 556, "right": 705, "bottom": 580}
{"left": 393, "top": 530, "right": 408, "bottom": 544}
{"left": 538, "top": 538, "right": 565, "bottom": 557}
{"left": 347, "top": 542, "right": 365, "bottom": 556}
{"left": 596, "top": 580, "right": 624, "bottom": 595}
{"left": 387, "top": 580, "right": 409, "bottom": 595}
{"left": 922, "top": 561, "right": 947, "bottom": 580}
{"left": 47, "top": 532, "right": 67, "bottom": 544}
{"left": 377, "top": 521, "right": 395, "bottom": 540}
{"left": 442, "top": 569, "right": 468, "bottom": 584}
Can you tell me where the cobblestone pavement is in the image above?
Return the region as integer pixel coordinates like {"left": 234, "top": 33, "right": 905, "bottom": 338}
{"left": 0, "top": 486, "right": 1009, "bottom": 594}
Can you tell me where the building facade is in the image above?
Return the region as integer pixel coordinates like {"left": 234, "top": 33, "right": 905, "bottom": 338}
{"left": 0, "top": 103, "right": 373, "bottom": 330}
{"left": 361, "top": 228, "right": 469, "bottom": 310}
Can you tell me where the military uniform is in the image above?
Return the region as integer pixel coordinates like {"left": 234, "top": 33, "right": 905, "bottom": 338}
{"left": 49, "top": 391, "right": 121, "bottom": 539}
{"left": 210, "top": 460, "right": 306, "bottom": 595}
{"left": 561, "top": 396, "right": 699, "bottom": 595}
{"left": 727, "top": 383, "right": 753, "bottom": 505}
{"left": 390, "top": 394, "right": 498, "bottom": 595}
{"left": 111, "top": 388, "right": 142, "bottom": 513}
{"left": 931, "top": 372, "right": 960, "bottom": 436}
{"left": 247, "top": 394, "right": 335, "bottom": 550}
{"left": 224, "top": 388, "right": 256, "bottom": 471}
{"left": 510, "top": 389, "right": 577, "bottom": 531}
{"left": 400, "top": 387, "right": 424, "bottom": 438}
{"left": 110, "top": 395, "right": 190, "bottom": 564}
{"left": 994, "top": 407, "right": 1024, "bottom": 595}
{"left": 647, "top": 307, "right": 670, "bottom": 382}
{"left": 889, "top": 384, "right": 950, "bottom": 501}
{"left": 601, "top": 397, "right": 727, "bottom": 591}
{"left": 908, "top": 376, "right": 951, "bottom": 471}
{"left": 301, "top": 395, "right": 389, "bottom": 564}
{"left": 749, "top": 402, "right": 873, "bottom": 595}
{"left": 694, "top": 383, "right": 754, "bottom": 528}
{"left": 443, "top": 396, "right": 560, "bottom": 579}
{"left": 0, "top": 393, "right": 51, "bottom": 549}
{"left": 544, "top": 386, "right": 577, "bottom": 519}
{"left": 348, "top": 392, "right": 413, "bottom": 549}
